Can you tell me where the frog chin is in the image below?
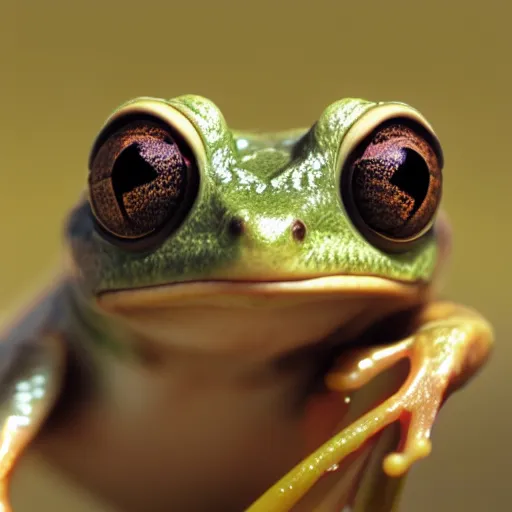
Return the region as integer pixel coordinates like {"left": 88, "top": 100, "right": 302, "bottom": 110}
{"left": 96, "top": 275, "right": 432, "bottom": 362}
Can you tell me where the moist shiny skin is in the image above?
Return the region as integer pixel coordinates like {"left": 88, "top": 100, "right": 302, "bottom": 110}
{"left": 0, "top": 96, "right": 493, "bottom": 512}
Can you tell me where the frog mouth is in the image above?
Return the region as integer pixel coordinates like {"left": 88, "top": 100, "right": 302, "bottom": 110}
{"left": 97, "top": 274, "right": 430, "bottom": 309}
{"left": 96, "top": 274, "right": 431, "bottom": 360}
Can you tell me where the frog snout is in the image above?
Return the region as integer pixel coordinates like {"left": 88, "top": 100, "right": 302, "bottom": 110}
{"left": 227, "top": 215, "right": 307, "bottom": 245}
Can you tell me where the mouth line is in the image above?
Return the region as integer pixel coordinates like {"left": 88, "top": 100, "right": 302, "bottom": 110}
{"left": 96, "top": 273, "right": 430, "bottom": 310}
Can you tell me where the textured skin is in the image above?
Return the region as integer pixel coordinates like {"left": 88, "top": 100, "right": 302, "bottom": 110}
{"left": 68, "top": 96, "right": 438, "bottom": 295}
{"left": 0, "top": 96, "right": 494, "bottom": 512}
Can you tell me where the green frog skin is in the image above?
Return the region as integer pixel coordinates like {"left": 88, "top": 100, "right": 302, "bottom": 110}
{"left": 0, "top": 96, "right": 493, "bottom": 512}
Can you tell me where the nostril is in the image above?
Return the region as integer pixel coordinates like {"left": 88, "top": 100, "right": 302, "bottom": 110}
{"left": 228, "top": 217, "right": 245, "bottom": 237}
{"left": 292, "top": 220, "right": 307, "bottom": 242}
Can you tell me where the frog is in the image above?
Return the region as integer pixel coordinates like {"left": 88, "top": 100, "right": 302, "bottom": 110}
{"left": 0, "top": 95, "right": 493, "bottom": 512}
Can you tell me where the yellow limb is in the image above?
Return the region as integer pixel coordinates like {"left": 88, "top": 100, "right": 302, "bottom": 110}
{"left": 246, "top": 302, "right": 493, "bottom": 512}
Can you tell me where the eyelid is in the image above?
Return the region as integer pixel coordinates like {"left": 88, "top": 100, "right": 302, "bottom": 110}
{"left": 337, "top": 103, "right": 443, "bottom": 174}
{"left": 88, "top": 98, "right": 207, "bottom": 175}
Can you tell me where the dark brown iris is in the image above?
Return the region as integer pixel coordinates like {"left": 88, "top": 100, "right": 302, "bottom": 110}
{"left": 348, "top": 122, "right": 442, "bottom": 240}
{"left": 89, "top": 120, "right": 193, "bottom": 240}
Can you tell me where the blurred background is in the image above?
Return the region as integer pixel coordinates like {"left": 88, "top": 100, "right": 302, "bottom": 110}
{"left": 3, "top": 0, "right": 510, "bottom": 510}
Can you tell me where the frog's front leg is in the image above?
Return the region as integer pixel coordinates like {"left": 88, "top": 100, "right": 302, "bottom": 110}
{"left": 246, "top": 302, "right": 493, "bottom": 512}
{"left": 0, "top": 334, "right": 65, "bottom": 512}
{"left": 326, "top": 301, "right": 493, "bottom": 476}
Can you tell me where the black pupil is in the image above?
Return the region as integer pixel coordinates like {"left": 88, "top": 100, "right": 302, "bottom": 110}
{"left": 351, "top": 145, "right": 433, "bottom": 239}
{"left": 390, "top": 148, "right": 430, "bottom": 217}
{"left": 108, "top": 135, "right": 187, "bottom": 233}
{"left": 111, "top": 143, "right": 159, "bottom": 207}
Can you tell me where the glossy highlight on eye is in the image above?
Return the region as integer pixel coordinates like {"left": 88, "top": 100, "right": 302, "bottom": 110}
{"left": 343, "top": 121, "right": 442, "bottom": 246}
{"left": 89, "top": 119, "right": 197, "bottom": 242}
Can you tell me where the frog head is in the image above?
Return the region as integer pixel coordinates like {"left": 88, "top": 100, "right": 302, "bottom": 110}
{"left": 66, "top": 95, "right": 445, "bottom": 357}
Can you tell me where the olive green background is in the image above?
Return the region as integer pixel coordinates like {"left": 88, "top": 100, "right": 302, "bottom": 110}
{"left": 3, "top": 1, "right": 510, "bottom": 510}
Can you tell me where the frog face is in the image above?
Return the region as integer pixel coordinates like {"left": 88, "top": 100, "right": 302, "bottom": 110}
{"left": 68, "top": 95, "right": 443, "bottom": 291}
{"left": 66, "top": 95, "right": 445, "bottom": 355}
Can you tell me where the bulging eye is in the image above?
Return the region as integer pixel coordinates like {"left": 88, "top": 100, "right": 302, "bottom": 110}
{"left": 89, "top": 118, "right": 198, "bottom": 245}
{"left": 342, "top": 120, "right": 442, "bottom": 247}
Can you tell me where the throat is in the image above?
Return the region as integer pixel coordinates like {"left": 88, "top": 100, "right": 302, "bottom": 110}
{"left": 33, "top": 313, "right": 343, "bottom": 512}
